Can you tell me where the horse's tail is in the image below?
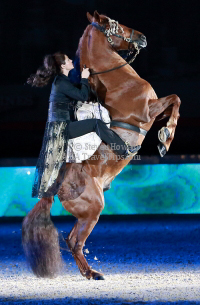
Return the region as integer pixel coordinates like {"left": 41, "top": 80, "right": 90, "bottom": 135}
{"left": 22, "top": 196, "right": 62, "bottom": 278}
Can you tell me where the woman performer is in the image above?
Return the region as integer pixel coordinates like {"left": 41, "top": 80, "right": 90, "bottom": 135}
{"left": 27, "top": 52, "right": 139, "bottom": 199}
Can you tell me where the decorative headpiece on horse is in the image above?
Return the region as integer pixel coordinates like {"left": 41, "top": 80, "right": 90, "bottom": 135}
{"left": 105, "top": 18, "right": 124, "bottom": 37}
{"left": 88, "top": 11, "right": 146, "bottom": 64}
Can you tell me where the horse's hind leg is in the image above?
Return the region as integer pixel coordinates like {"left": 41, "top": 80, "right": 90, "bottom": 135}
{"left": 59, "top": 182, "right": 105, "bottom": 280}
{"left": 66, "top": 215, "right": 104, "bottom": 280}
{"left": 149, "top": 94, "right": 181, "bottom": 156}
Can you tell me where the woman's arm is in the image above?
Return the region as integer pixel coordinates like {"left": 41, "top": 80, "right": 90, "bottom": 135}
{"left": 60, "top": 78, "right": 90, "bottom": 101}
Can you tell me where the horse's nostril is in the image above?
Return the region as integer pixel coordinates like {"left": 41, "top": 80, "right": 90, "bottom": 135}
{"left": 140, "top": 34, "right": 146, "bottom": 41}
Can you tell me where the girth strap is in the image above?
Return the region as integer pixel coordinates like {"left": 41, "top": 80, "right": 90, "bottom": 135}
{"left": 110, "top": 120, "right": 147, "bottom": 137}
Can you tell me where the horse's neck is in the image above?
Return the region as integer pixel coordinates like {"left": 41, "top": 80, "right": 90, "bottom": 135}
{"left": 79, "top": 26, "right": 150, "bottom": 126}
{"left": 88, "top": 30, "right": 138, "bottom": 82}
{"left": 79, "top": 25, "right": 139, "bottom": 84}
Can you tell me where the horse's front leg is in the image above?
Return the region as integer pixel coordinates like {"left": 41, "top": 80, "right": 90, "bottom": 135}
{"left": 155, "top": 105, "right": 173, "bottom": 122}
{"left": 148, "top": 94, "right": 181, "bottom": 156}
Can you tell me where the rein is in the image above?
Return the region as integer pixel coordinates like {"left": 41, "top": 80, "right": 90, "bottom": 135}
{"left": 90, "top": 22, "right": 140, "bottom": 76}
{"left": 90, "top": 62, "right": 128, "bottom": 76}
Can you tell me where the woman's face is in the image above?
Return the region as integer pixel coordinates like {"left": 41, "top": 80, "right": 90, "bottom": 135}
{"left": 64, "top": 55, "right": 74, "bottom": 71}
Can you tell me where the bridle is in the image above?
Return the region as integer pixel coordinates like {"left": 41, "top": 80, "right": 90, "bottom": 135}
{"left": 90, "top": 21, "right": 140, "bottom": 76}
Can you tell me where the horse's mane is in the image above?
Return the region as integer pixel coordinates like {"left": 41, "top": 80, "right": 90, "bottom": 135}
{"left": 77, "top": 24, "right": 91, "bottom": 60}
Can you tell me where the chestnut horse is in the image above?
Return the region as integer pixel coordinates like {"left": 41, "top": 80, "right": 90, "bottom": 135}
{"left": 22, "top": 11, "right": 181, "bottom": 280}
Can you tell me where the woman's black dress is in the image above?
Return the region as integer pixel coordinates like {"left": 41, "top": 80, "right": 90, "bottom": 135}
{"left": 32, "top": 73, "right": 90, "bottom": 199}
{"left": 32, "top": 73, "right": 131, "bottom": 199}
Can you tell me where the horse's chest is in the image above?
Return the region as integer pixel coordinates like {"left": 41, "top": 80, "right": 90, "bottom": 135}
{"left": 145, "top": 82, "right": 157, "bottom": 100}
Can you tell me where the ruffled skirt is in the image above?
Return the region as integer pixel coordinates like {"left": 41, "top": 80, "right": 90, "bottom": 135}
{"left": 32, "top": 121, "right": 69, "bottom": 198}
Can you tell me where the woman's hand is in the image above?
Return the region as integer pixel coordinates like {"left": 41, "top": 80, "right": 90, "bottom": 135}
{"left": 81, "top": 67, "right": 90, "bottom": 79}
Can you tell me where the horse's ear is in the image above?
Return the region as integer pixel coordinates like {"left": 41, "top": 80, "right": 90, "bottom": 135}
{"left": 93, "top": 10, "right": 101, "bottom": 23}
{"left": 86, "top": 12, "right": 93, "bottom": 23}
{"left": 94, "top": 11, "right": 109, "bottom": 25}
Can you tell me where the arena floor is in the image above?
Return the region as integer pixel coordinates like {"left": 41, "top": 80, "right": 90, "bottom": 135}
{"left": 0, "top": 215, "right": 200, "bottom": 305}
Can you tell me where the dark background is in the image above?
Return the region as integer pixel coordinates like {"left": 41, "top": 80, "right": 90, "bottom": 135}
{"left": 1, "top": 0, "right": 200, "bottom": 158}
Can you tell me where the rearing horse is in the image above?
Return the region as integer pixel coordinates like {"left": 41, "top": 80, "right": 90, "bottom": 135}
{"left": 22, "top": 11, "right": 181, "bottom": 280}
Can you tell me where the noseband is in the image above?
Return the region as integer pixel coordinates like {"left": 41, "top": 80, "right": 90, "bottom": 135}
{"left": 90, "top": 21, "right": 140, "bottom": 76}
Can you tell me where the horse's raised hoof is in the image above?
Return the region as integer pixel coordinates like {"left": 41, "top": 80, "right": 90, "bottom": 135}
{"left": 157, "top": 143, "right": 167, "bottom": 157}
{"left": 158, "top": 127, "right": 170, "bottom": 143}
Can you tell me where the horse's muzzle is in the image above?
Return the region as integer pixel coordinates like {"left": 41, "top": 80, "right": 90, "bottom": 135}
{"left": 138, "top": 34, "right": 147, "bottom": 48}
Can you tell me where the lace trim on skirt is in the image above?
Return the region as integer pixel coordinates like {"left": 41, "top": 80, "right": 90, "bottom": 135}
{"left": 32, "top": 121, "right": 68, "bottom": 198}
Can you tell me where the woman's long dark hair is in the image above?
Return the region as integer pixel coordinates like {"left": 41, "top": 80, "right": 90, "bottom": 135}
{"left": 27, "top": 52, "right": 66, "bottom": 87}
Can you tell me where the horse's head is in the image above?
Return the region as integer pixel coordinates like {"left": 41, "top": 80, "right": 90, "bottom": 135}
{"left": 77, "top": 11, "right": 147, "bottom": 102}
{"left": 87, "top": 11, "right": 147, "bottom": 55}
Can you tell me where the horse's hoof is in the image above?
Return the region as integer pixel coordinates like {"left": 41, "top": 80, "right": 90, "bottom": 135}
{"left": 157, "top": 143, "right": 167, "bottom": 157}
{"left": 158, "top": 127, "right": 170, "bottom": 143}
{"left": 94, "top": 274, "right": 105, "bottom": 280}
{"left": 88, "top": 269, "right": 105, "bottom": 280}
